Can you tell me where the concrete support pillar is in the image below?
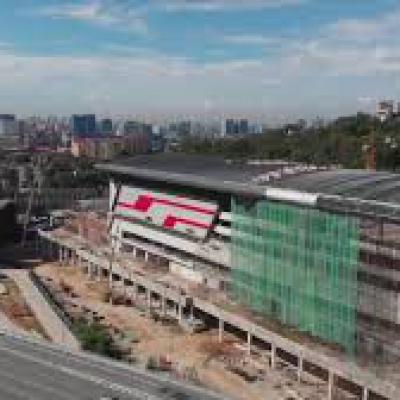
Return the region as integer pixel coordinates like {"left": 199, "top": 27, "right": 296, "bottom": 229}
{"left": 362, "top": 387, "right": 369, "bottom": 400}
{"left": 144, "top": 251, "right": 149, "bottom": 263}
{"left": 62, "top": 247, "right": 67, "bottom": 265}
{"left": 96, "top": 265, "right": 102, "bottom": 281}
{"left": 176, "top": 294, "right": 183, "bottom": 322}
{"left": 328, "top": 371, "right": 335, "bottom": 400}
{"left": 270, "top": 344, "right": 276, "bottom": 369}
{"left": 161, "top": 296, "right": 166, "bottom": 316}
{"left": 218, "top": 319, "right": 224, "bottom": 343}
{"left": 297, "top": 356, "right": 303, "bottom": 382}
{"left": 58, "top": 246, "right": 63, "bottom": 265}
{"left": 71, "top": 251, "right": 76, "bottom": 266}
{"left": 132, "top": 247, "right": 137, "bottom": 258}
{"left": 133, "top": 283, "right": 138, "bottom": 301}
{"left": 88, "top": 263, "right": 95, "bottom": 280}
{"left": 147, "top": 289, "right": 152, "bottom": 315}
{"left": 247, "top": 332, "right": 252, "bottom": 356}
{"left": 108, "top": 266, "right": 113, "bottom": 285}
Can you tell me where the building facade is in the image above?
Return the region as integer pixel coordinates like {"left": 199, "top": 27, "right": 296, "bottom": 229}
{"left": 98, "top": 154, "right": 400, "bottom": 364}
{"left": 70, "top": 114, "right": 96, "bottom": 138}
{"left": 0, "top": 114, "right": 17, "bottom": 136}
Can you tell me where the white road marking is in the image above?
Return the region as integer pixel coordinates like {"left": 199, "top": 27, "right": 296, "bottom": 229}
{"left": 0, "top": 367, "right": 76, "bottom": 400}
{"left": 2, "top": 334, "right": 163, "bottom": 390}
{"left": 0, "top": 344, "right": 160, "bottom": 400}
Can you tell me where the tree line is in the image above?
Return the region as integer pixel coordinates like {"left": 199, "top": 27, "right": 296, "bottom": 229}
{"left": 181, "top": 113, "right": 400, "bottom": 171}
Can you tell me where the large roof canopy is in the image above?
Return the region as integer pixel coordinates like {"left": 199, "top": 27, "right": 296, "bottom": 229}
{"left": 96, "top": 154, "right": 400, "bottom": 220}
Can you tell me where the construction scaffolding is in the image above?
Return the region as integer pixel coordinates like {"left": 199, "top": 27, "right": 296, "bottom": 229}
{"left": 231, "top": 197, "right": 360, "bottom": 354}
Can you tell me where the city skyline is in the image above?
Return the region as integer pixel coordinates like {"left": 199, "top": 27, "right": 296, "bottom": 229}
{"left": 0, "top": 1, "right": 399, "bottom": 119}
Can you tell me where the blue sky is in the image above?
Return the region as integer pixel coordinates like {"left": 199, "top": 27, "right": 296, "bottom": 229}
{"left": 0, "top": 0, "right": 399, "bottom": 120}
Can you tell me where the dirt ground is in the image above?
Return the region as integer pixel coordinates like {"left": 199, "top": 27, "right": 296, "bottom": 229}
{"left": 35, "top": 262, "right": 334, "bottom": 400}
{"left": 0, "top": 275, "right": 47, "bottom": 339}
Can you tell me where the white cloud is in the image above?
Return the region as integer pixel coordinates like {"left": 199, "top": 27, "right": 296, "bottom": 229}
{"left": 222, "top": 34, "right": 283, "bottom": 46}
{"left": 327, "top": 9, "right": 400, "bottom": 43}
{"left": 214, "top": 7, "right": 400, "bottom": 80}
{"left": 5, "top": 4, "right": 400, "bottom": 117}
{"left": 357, "top": 96, "right": 375, "bottom": 105}
{"left": 156, "top": 0, "right": 306, "bottom": 12}
{"left": 0, "top": 47, "right": 275, "bottom": 115}
{"left": 36, "top": 1, "right": 148, "bottom": 34}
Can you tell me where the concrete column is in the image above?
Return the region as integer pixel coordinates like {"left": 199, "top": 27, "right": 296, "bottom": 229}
{"left": 161, "top": 296, "right": 166, "bottom": 316}
{"left": 88, "top": 263, "right": 95, "bottom": 280}
{"left": 144, "top": 251, "right": 149, "bottom": 263}
{"left": 65, "top": 249, "right": 69, "bottom": 265}
{"left": 328, "top": 371, "right": 335, "bottom": 400}
{"left": 71, "top": 251, "right": 76, "bottom": 266}
{"left": 177, "top": 300, "right": 183, "bottom": 322}
{"left": 247, "top": 332, "right": 252, "bottom": 356}
{"left": 108, "top": 266, "right": 113, "bottom": 284}
{"left": 270, "top": 344, "right": 276, "bottom": 369}
{"left": 132, "top": 247, "right": 137, "bottom": 258}
{"left": 58, "top": 246, "right": 63, "bottom": 265}
{"left": 362, "top": 387, "right": 369, "bottom": 400}
{"left": 133, "top": 283, "right": 138, "bottom": 301}
{"left": 297, "top": 356, "right": 303, "bottom": 382}
{"left": 147, "top": 289, "right": 152, "bottom": 315}
{"left": 96, "top": 265, "right": 102, "bottom": 281}
{"left": 218, "top": 319, "right": 224, "bottom": 343}
{"left": 62, "top": 247, "right": 67, "bottom": 265}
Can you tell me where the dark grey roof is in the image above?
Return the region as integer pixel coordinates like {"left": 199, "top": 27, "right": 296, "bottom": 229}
{"left": 97, "top": 154, "right": 292, "bottom": 197}
{"left": 96, "top": 154, "right": 400, "bottom": 213}
{"left": 276, "top": 169, "right": 400, "bottom": 204}
{"left": 100, "top": 153, "right": 288, "bottom": 183}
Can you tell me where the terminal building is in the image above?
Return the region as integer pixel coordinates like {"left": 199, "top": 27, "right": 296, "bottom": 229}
{"left": 36, "top": 153, "right": 400, "bottom": 398}
{"left": 97, "top": 154, "right": 400, "bottom": 364}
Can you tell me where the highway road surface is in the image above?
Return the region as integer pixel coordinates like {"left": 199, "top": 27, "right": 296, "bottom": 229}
{"left": 0, "top": 333, "right": 226, "bottom": 400}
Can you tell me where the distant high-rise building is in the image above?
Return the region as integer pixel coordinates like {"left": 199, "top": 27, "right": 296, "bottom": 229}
{"left": 225, "top": 119, "right": 238, "bottom": 136}
{"left": 124, "top": 120, "right": 140, "bottom": 136}
{"left": 71, "top": 114, "right": 96, "bottom": 137}
{"left": 377, "top": 101, "right": 395, "bottom": 122}
{"left": 123, "top": 120, "right": 152, "bottom": 154}
{"left": 101, "top": 118, "right": 113, "bottom": 136}
{"left": 0, "top": 114, "right": 16, "bottom": 136}
{"left": 226, "top": 118, "right": 251, "bottom": 136}
{"left": 239, "top": 119, "right": 249, "bottom": 135}
{"left": 124, "top": 120, "right": 152, "bottom": 137}
{"left": 177, "top": 121, "right": 191, "bottom": 137}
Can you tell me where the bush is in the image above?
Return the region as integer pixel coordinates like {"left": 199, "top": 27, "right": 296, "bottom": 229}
{"left": 146, "top": 356, "right": 158, "bottom": 370}
{"left": 73, "top": 319, "right": 121, "bottom": 359}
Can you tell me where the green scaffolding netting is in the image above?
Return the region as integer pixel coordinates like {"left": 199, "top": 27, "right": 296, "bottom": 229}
{"left": 231, "top": 197, "right": 360, "bottom": 354}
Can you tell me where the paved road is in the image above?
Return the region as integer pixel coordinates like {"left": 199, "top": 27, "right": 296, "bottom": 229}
{"left": 0, "top": 333, "right": 226, "bottom": 400}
